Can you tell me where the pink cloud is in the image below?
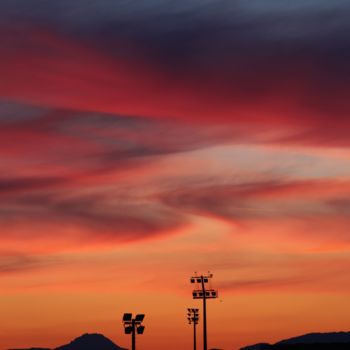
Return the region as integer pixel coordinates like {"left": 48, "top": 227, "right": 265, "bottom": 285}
{"left": 0, "top": 22, "right": 349, "bottom": 149}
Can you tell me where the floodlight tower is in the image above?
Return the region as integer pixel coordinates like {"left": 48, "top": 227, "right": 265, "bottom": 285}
{"left": 187, "top": 308, "right": 199, "bottom": 350}
{"left": 122, "top": 313, "right": 145, "bottom": 350}
{"left": 190, "top": 272, "right": 218, "bottom": 350}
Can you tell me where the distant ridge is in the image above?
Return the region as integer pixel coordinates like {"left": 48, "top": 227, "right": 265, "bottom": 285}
{"left": 9, "top": 348, "right": 50, "bottom": 350}
{"left": 9, "top": 333, "right": 127, "bottom": 350}
{"left": 277, "top": 332, "right": 350, "bottom": 345}
{"left": 241, "top": 331, "right": 350, "bottom": 350}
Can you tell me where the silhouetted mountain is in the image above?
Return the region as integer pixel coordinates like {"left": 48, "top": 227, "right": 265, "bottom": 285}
{"left": 9, "top": 334, "right": 127, "bottom": 350}
{"left": 241, "top": 332, "right": 350, "bottom": 350}
{"left": 277, "top": 332, "right": 350, "bottom": 345}
{"left": 55, "top": 334, "right": 126, "bottom": 350}
{"left": 241, "top": 344, "right": 272, "bottom": 350}
{"left": 240, "top": 344, "right": 272, "bottom": 350}
{"left": 9, "top": 348, "right": 50, "bottom": 350}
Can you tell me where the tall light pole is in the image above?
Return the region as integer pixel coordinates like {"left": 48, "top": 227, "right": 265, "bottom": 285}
{"left": 187, "top": 308, "right": 199, "bottom": 350}
{"left": 190, "top": 272, "right": 218, "bottom": 350}
{"left": 122, "top": 313, "right": 145, "bottom": 350}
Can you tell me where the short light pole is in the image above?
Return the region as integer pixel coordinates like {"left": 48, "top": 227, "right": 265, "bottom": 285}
{"left": 190, "top": 273, "right": 218, "bottom": 350}
{"left": 187, "top": 308, "right": 199, "bottom": 350}
{"left": 122, "top": 313, "right": 145, "bottom": 350}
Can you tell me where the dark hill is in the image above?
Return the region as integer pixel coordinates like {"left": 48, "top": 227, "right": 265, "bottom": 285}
{"left": 9, "top": 334, "right": 127, "bottom": 350}
{"left": 277, "top": 332, "right": 350, "bottom": 345}
{"left": 55, "top": 334, "right": 127, "bottom": 350}
{"left": 9, "top": 348, "right": 50, "bottom": 350}
{"left": 240, "top": 345, "right": 272, "bottom": 350}
{"left": 241, "top": 332, "right": 350, "bottom": 350}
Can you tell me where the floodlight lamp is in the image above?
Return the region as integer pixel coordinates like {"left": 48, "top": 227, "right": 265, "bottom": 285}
{"left": 135, "top": 314, "right": 145, "bottom": 322}
{"left": 137, "top": 326, "right": 145, "bottom": 334}
{"left": 196, "top": 278, "right": 201, "bottom": 283}
{"left": 190, "top": 278, "right": 195, "bottom": 283}
{"left": 203, "top": 278, "right": 208, "bottom": 283}
{"left": 123, "top": 313, "right": 132, "bottom": 322}
{"left": 124, "top": 326, "right": 133, "bottom": 334}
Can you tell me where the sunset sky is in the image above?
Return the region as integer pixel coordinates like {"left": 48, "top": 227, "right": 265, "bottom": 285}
{"left": 1, "top": 1, "right": 350, "bottom": 350}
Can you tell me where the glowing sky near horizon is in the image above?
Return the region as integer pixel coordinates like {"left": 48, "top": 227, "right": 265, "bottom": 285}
{"left": 0, "top": 1, "right": 350, "bottom": 349}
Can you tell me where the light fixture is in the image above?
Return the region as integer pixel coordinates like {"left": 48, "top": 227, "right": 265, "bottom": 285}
{"left": 187, "top": 308, "right": 199, "bottom": 350}
{"left": 122, "top": 313, "right": 145, "bottom": 350}
{"left": 135, "top": 314, "right": 145, "bottom": 323}
{"left": 123, "top": 313, "right": 132, "bottom": 322}
{"left": 189, "top": 272, "right": 218, "bottom": 350}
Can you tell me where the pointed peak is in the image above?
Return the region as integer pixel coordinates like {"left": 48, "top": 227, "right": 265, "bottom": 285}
{"left": 55, "top": 333, "right": 127, "bottom": 350}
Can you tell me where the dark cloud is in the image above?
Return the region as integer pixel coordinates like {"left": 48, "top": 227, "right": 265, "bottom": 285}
{"left": 0, "top": 22, "right": 348, "bottom": 146}
{"left": 0, "top": 253, "right": 60, "bottom": 274}
{"left": 1, "top": 0, "right": 349, "bottom": 56}
{"left": 0, "top": 176, "right": 67, "bottom": 195}
{"left": 0, "top": 99, "right": 49, "bottom": 122}
{"left": 0, "top": 103, "right": 212, "bottom": 246}
{"left": 327, "top": 198, "right": 350, "bottom": 214}
{"left": 0, "top": 0, "right": 349, "bottom": 86}
{"left": 0, "top": 2, "right": 349, "bottom": 252}
{"left": 0, "top": 189, "right": 187, "bottom": 245}
{"left": 0, "top": 101, "right": 238, "bottom": 174}
{"left": 18, "top": 103, "right": 278, "bottom": 157}
{"left": 159, "top": 179, "right": 347, "bottom": 221}
{"left": 220, "top": 276, "right": 311, "bottom": 291}
{"left": 0, "top": 102, "right": 268, "bottom": 248}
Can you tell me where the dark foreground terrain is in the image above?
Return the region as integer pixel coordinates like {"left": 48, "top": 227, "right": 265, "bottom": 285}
{"left": 9, "top": 330, "right": 350, "bottom": 350}
{"left": 241, "top": 332, "right": 350, "bottom": 350}
{"left": 9, "top": 334, "right": 127, "bottom": 350}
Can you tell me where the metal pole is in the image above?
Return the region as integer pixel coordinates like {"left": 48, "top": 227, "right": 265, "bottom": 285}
{"left": 132, "top": 319, "right": 136, "bottom": 350}
{"left": 201, "top": 276, "right": 207, "bottom": 350}
{"left": 193, "top": 319, "right": 197, "bottom": 350}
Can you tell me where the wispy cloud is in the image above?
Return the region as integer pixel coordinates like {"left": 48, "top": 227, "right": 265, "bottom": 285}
{"left": 160, "top": 178, "right": 350, "bottom": 220}
{"left": 0, "top": 10, "right": 349, "bottom": 148}
{"left": 0, "top": 253, "right": 61, "bottom": 274}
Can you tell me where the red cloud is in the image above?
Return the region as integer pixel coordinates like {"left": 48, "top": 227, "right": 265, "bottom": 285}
{"left": 160, "top": 179, "right": 350, "bottom": 220}
{"left": 0, "top": 189, "right": 188, "bottom": 253}
{"left": 0, "top": 22, "right": 349, "bottom": 149}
